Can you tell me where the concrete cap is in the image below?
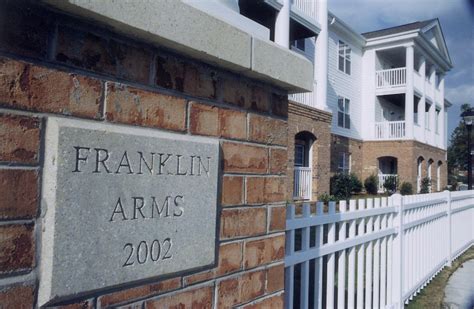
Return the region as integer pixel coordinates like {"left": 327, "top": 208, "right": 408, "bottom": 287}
{"left": 43, "top": 0, "right": 313, "bottom": 92}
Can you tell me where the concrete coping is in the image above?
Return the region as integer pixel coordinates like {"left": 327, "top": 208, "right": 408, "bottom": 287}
{"left": 42, "top": 0, "right": 314, "bottom": 93}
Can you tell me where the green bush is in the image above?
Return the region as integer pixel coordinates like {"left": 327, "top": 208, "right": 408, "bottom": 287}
{"left": 350, "top": 173, "right": 363, "bottom": 193}
{"left": 400, "top": 182, "right": 414, "bottom": 195}
{"left": 383, "top": 176, "right": 398, "bottom": 194}
{"left": 330, "top": 173, "right": 352, "bottom": 200}
{"left": 318, "top": 193, "right": 337, "bottom": 203}
{"left": 330, "top": 173, "right": 364, "bottom": 200}
{"left": 364, "top": 175, "right": 379, "bottom": 195}
{"left": 420, "top": 177, "right": 431, "bottom": 194}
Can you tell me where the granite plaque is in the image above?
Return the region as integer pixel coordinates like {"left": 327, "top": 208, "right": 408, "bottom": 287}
{"left": 39, "top": 117, "right": 219, "bottom": 306}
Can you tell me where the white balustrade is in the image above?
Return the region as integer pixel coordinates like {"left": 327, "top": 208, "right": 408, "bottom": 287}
{"left": 376, "top": 67, "right": 406, "bottom": 89}
{"left": 293, "top": 166, "right": 312, "bottom": 200}
{"left": 285, "top": 190, "right": 474, "bottom": 308}
{"left": 375, "top": 121, "right": 406, "bottom": 140}
{"left": 291, "top": 0, "right": 317, "bottom": 21}
{"left": 288, "top": 82, "right": 317, "bottom": 109}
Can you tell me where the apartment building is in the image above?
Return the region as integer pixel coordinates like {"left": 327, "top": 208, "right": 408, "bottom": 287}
{"left": 204, "top": 0, "right": 452, "bottom": 199}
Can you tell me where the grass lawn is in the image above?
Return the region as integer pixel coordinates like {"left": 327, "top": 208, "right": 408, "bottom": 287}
{"left": 407, "top": 246, "right": 474, "bottom": 308}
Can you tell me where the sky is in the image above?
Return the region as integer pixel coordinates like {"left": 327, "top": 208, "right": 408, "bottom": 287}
{"left": 329, "top": 0, "right": 474, "bottom": 141}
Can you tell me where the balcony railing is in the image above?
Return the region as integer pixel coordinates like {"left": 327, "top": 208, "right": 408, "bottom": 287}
{"left": 293, "top": 166, "right": 312, "bottom": 200}
{"left": 291, "top": 0, "right": 317, "bottom": 21}
{"left": 374, "top": 121, "right": 406, "bottom": 140}
{"left": 378, "top": 174, "right": 398, "bottom": 193}
{"left": 376, "top": 67, "right": 406, "bottom": 89}
{"left": 288, "top": 82, "right": 317, "bottom": 109}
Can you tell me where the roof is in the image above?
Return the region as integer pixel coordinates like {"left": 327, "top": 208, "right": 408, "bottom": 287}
{"left": 362, "top": 19, "right": 437, "bottom": 39}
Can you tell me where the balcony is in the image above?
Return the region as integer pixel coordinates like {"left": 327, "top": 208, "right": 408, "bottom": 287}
{"left": 291, "top": 0, "right": 317, "bottom": 21}
{"left": 374, "top": 121, "right": 406, "bottom": 140}
{"left": 288, "top": 81, "right": 317, "bottom": 109}
{"left": 293, "top": 166, "right": 312, "bottom": 200}
{"left": 376, "top": 67, "right": 406, "bottom": 89}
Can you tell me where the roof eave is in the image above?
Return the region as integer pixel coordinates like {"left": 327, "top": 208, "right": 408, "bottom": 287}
{"left": 328, "top": 11, "right": 366, "bottom": 46}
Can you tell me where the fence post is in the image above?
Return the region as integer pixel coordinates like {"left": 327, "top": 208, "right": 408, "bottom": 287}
{"left": 445, "top": 190, "right": 452, "bottom": 267}
{"left": 392, "top": 193, "right": 404, "bottom": 309}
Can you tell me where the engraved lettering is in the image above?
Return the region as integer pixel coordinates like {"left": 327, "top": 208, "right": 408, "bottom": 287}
{"left": 162, "top": 238, "right": 173, "bottom": 260}
{"left": 73, "top": 146, "right": 90, "bottom": 172}
{"left": 150, "top": 240, "right": 161, "bottom": 261}
{"left": 110, "top": 198, "right": 128, "bottom": 221}
{"left": 176, "top": 155, "right": 188, "bottom": 175}
{"left": 122, "top": 239, "right": 173, "bottom": 267}
{"left": 151, "top": 196, "right": 171, "bottom": 218}
{"left": 137, "top": 241, "right": 148, "bottom": 264}
{"left": 93, "top": 148, "right": 111, "bottom": 173}
{"left": 138, "top": 152, "right": 155, "bottom": 174}
{"left": 173, "top": 195, "right": 184, "bottom": 217}
{"left": 123, "top": 243, "right": 134, "bottom": 267}
{"left": 158, "top": 153, "right": 173, "bottom": 175}
{"left": 116, "top": 151, "right": 134, "bottom": 174}
{"left": 189, "top": 155, "right": 196, "bottom": 176}
{"left": 197, "top": 156, "right": 211, "bottom": 176}
{"left": 132, "top": 197, "right": 146, "bottom": 220}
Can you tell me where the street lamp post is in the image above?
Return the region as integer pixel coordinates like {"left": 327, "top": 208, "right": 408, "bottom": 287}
{"left": 461, "top": 108, "right": 474, "bottom": 190}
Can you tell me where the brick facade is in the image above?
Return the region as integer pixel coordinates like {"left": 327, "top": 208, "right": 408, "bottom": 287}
{"left": 288, "top": 101, "right": 332, "bottom": 200}
{"left": 361, "top": 140, "right": 448, "bottom": 191}
{"left": 330, "top": 134, "right": 364, "bottom": 179}
{"left": 0, "top": 1, "right": 287, "bottom": 307}
{"left": 330, "top": 135, "right": 447, "bottom": 193}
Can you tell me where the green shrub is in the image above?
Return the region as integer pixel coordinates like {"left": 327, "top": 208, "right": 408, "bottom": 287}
{"left": 420, "top": 177, "right": 431, "bottom": 194}
{"left": 383, "top": 176, "right": 398, "bottom": 194}
{"left": 318, "top": 193, "right": 337, "bottom": 203}
{"left": 364, "top": 175, "right": 379, "bottom": 195}
{"left": 330, "top": 173, "right": 365, "bottom": 200}
{"left": 400, "top": 182, "right": 414, "bottom": 195}
{"left": 350, "top": 173, "right": 363, "bottom": 193}
{"left": 330, "top": 173, "right": 352, "bottom": 200}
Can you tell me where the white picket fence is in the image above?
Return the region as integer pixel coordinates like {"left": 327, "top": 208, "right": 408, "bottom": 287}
{"left": 284, "top": 190, "right": 474, "bottom": 309}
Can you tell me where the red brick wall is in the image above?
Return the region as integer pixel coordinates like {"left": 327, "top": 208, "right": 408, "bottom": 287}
{"left": 288, "top": 102, "right": 332, "bottom": 200}
{"left": 0, "top": 2, "right": 287, "bottom": 307}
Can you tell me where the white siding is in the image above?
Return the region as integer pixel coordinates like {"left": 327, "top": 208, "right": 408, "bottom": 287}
{"left": 327, "top": 29, "right": 363, "bottom": 140}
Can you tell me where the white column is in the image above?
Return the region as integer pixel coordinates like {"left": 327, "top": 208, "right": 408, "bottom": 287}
{"left": 418, "top": 56, "right": 426, "bottom": 141}
{"left": 439, "top": 74, "right": 446, "bottom": 149}
{"left": 429, "top": 67, "right": 437, "bottom": 144}
{"left": 275, "top": 0, "right": 290, "bottom": 48}
{"left": 405, "top": 45, "right": 414, "bottom": 139}
{"left": 315, "top": 0, "right": 328, "bottom": 110}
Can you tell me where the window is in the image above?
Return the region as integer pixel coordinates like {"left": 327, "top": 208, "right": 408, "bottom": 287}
{"left": 338, "top": 152, "right": 351, "bottom": 174}
{"left": 294, "top": 144, "right": 305, "bottom": 167}
{"left": 435, "top": 108, "right": 441, "bottom": 134}
{"left": 414, "top": 101, "right": 419, "bottom": 125}
{"left": 337, "top": 97, "right": 351, "bottom": 129}
{"left": 338, "top": 40, "right": 351, "bottom": 74}
{"left": 291, "top": 39, "right": 305, "bottom": 51}
{"left": 425, "top": 104, "right": 431, "bottom": 130}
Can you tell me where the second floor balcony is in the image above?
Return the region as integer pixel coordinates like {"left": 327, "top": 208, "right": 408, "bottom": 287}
{"left": 376, "top": 67, "right": 406, "bottom": 89}
{"left": 374, "top": 120, "right": 406, "bottom": 139}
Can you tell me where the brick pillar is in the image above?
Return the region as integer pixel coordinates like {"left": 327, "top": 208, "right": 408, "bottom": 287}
{"left": 0, "top": 2, "right": 289, "bottom": 307}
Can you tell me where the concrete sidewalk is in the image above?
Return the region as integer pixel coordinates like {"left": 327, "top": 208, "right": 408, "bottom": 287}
{"left": 443, "top": 259, "right": 474, "bottom": 309}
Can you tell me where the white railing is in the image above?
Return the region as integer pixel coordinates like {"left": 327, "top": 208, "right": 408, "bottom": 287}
{"left": 375, "top": 121, "right": 406, "bottom": 140}
{"left": 376, "top": 67, "right": 406, "bottom": 89}
{"left": 285, "top": 190, "right": 474, "bottom": 309}
{"left": 291, "top": 0, "right": 317, "bottom": 21}
{"left": 293, "top": 167, "right": 312, "bottom": 200}
{"left": 378, "top": 174, "right": 398, "bottom": 193}
{"left": 288, "top": 82, "right": 317, "bottom": 109}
